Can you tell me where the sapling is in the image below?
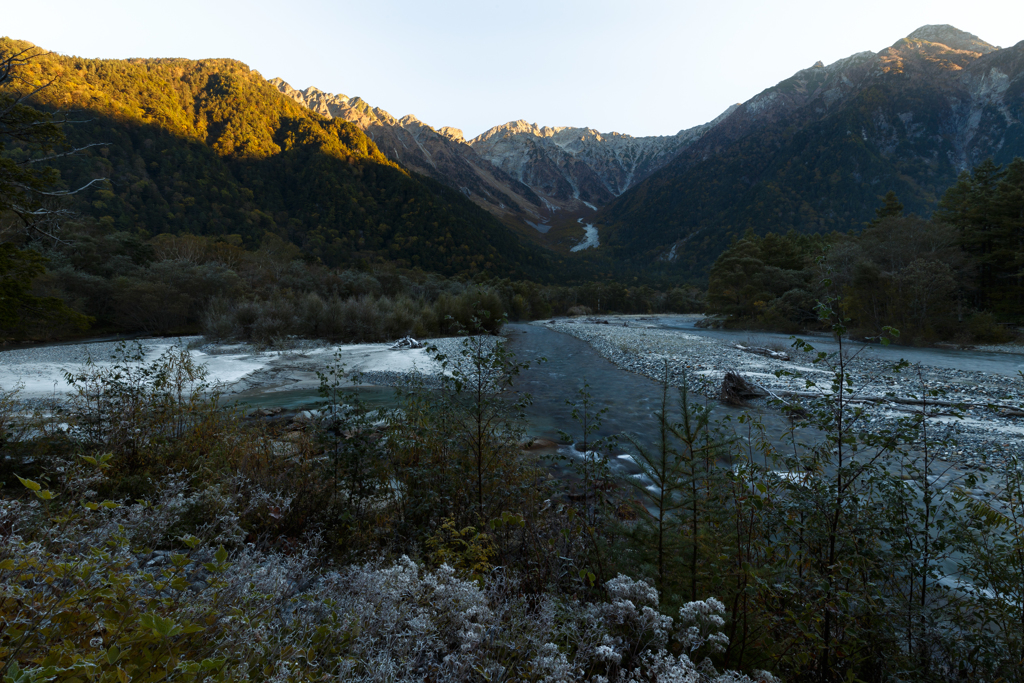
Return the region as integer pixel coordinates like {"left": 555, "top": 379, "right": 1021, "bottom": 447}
{"left": 559, "top": 379, "right": 612, "bottom": 529}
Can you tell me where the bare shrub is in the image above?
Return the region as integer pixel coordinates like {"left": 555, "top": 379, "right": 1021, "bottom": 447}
{"left": 201, "top": 296, "right": 238, "bottom": 340}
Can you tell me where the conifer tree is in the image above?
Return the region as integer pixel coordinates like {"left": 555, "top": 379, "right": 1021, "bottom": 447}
{"left": 870, "top": 190, "right": 904, "bottom": 224}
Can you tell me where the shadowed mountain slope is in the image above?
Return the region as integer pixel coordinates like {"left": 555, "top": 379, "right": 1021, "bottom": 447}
{"left": 597, "top": 25, "right": 1024, "bottom": 278}
{"left": 272, "top": 79, "right": 550, "bottom": 225}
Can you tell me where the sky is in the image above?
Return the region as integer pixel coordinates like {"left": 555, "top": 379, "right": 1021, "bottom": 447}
{"left": 5, "top": 0, "right": 1024, "bottom": 139}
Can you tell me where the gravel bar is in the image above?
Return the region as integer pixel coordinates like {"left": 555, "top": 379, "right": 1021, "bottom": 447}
{"left": 537, "top": 316, "right": 1024, "bottom": 472}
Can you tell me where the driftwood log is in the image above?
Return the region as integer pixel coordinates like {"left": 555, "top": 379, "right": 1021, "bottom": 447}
{"left": 733, "top": 344, "right": 790, "bottom": 361}
{"left": 760, "top": 388, "right": 1021, "bottom": 412}
{"left": 390, "top": 336, "right": 424, "bottom": 350}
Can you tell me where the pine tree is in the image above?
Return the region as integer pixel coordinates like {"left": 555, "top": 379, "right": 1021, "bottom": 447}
{"left": 934, "top": 157, "right": 1024, "bottom": 320}
{"left": 870, "top": 190, "right": 904, "bottom": 224}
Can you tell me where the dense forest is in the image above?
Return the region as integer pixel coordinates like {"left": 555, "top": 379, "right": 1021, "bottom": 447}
{"left": 14, "top": 226, "right": 702, "bottom": 343}
{"left": 0, "top": 37, "right": 565, "bottom": 281}
{"left": 705, "top": 159, "right": 1024, "bottom": 344}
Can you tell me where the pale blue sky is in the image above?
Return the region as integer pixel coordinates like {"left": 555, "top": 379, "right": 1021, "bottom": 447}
{"left": 5, "top": 0, "right": 1023, "bottom": 139}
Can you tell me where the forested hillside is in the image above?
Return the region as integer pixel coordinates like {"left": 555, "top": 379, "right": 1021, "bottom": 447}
{"left": 705, "top": 158, "right": 1024, "bottom": 341}
{"left": 0, "top": 38, "right": 554, "bottom": 279}
{"left": 598, "top": 27, "right": 1024, "bottom": 279}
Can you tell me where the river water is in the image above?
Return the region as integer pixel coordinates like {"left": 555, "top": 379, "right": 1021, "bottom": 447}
{"left": 503, "top": 323, "right": 817, "bottom": 465}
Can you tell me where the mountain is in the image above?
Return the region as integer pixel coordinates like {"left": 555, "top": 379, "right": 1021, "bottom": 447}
{"left": 597, "top": 25, "right": 1024, "bottom": 277}
{"left": 272, "top": 80, "right": 734, "bottom": 227}
{"left": 1, "top": 38, "right": 555, "bottom": 279}
{"left": 271, "top": 79, "right": 550, "bottom": 224}
{"left": 468, "top": 109, "right": 737, "bottom": 211}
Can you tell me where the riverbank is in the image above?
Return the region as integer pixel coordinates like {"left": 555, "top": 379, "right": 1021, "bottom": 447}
{"left": 3, "top": 321, "right": 1021, "bottom": 473}
{"left": 0, "top": 336, "right": 473, "bottom": 404}
{"left": 537, "top": 315, "right": 1024, "bottom": 472}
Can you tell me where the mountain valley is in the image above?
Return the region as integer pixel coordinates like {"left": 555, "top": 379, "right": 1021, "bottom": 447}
{"left": 5, "top": 18, "right": 1024, "bottom": 683}
{"left": 3, "top": 24, "right": 1023, "bottom": 289}
{"left": 272, "top": 25, "right": 1024, "bottom": 279}
{"left": 273, "top": 79, "right": 736, "bottom": 238}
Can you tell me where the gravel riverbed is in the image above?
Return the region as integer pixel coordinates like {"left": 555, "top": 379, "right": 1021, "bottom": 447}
{"left": 537, "top": 316, "right": 1024, "bottom": 473}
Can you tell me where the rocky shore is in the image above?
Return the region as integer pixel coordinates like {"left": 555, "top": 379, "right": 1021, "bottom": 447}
{"left": 537, "top": 316, "right": 1024, "bottom": 473}
{"left": 0, "top": 335, "right": 485, "bottom": 407}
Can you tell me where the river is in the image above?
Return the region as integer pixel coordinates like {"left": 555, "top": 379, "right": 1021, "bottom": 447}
{"left": 504, "top": 323, "right": 818, "bottom": 468}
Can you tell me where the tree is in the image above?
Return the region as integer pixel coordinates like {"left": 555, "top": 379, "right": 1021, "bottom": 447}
{"left": 934, "top": 157, "right": 1024, "bottom": 321}
{"left": 870, "top": 190, "right": 904, "bottom": 225}
{"left": 1, "top": 43, "right": 95, "bottom": 338}
{"left": 388, "top": 325, "right": 536, "bottom": 546}
{"left": 0, "top": 43, "right": 105, "bottom": 243}
{"left": 625, "top": 366, "right": 730, "bottom": 602}
{"left": 0, "top": 242, "right": 88, "bottom": 337}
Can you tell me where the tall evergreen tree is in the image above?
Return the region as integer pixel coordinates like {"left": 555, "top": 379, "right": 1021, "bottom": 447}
{"left": 870, "top": 190, "right": 904, "bottom": 224}
{"left": 935, "top": 157, "right": 1024, "bottom": 320}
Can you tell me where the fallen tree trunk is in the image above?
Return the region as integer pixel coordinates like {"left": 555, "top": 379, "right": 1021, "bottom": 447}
{"left": 733, "top": 344, "right": 790, "bottom": 361}
{"left": 759, "top": 387, "right": 1020, "bottom": 412}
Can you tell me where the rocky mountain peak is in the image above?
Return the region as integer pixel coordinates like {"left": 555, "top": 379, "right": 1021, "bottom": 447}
{"left": 271, "top": 78, "right": 735, "bottom": 222}
{"left": 437, "top": 127, "right": 465, "bottom": 144}
{"left": 906, "top": 25, "right": 997, "bottom": 54}
{"left": 270, "top": 78, "right": 553, "bottom": 222}
{"left": 269, "top": 77, "right": 292, "bottom": 92}
{"left": 470, "top": 120, "right": 571, "bottom": 145}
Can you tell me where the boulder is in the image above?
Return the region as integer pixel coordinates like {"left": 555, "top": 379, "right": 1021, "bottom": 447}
{"left": 520, "top": 437, "right": 560, "bottom": 451}
{"left": 720, "top": 372, "right": 766, "bottom": 406}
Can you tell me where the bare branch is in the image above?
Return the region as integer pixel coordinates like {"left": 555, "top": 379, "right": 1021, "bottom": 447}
{"left": 0, "top": 45, "right": 102, "bottom": 246}
{"left": 25, "top": 142, "right": 110, "bottom": 165}
{"left": 36, "top": 177, "right": 110, "bottom": 197}
{"left": 4, "top": 205, "right": 77, "bottom": 246}
{"left": 0, "top": 47, "right": 49, "bottom": 86}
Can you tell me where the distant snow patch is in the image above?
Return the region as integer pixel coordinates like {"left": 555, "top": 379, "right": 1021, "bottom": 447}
{"left": 582, "top": 200, "right": 597, "bottom": 210}
{"left": 526, "top": 220, "right": 551, "bottom": 234}
{"left": 570, "top": 224, "right": 600, "bottom": 252}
